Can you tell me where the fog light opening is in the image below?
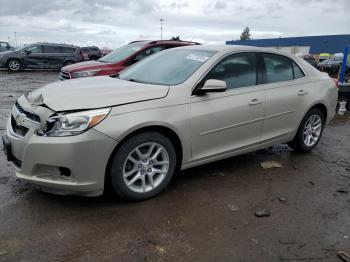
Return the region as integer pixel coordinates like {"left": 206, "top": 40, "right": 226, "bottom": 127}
{"left": 59, "top": 167, "right": 71, "bottom": 177}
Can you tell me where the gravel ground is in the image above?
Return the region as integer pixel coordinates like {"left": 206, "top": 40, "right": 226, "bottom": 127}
{"left": 0, "top": 70, "right": 350, "bottom": 262}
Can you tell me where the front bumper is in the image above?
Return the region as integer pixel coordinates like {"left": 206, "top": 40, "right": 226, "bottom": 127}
{"left": 5, "top": 115, "right": 118, "bottom": 196}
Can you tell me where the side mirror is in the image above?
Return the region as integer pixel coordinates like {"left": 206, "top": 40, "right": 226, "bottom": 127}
{"left": 25, "top": 50, "right": 32, "bottom": 55}
{"left": 197, "top": 79, "right": 227, "bottom": 94}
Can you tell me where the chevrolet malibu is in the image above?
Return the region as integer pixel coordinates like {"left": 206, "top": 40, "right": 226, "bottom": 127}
{"left": 2, "top": 45, "right": 337, "bottom": 201}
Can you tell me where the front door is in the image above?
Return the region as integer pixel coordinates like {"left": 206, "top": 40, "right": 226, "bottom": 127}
{"left": 190, "top": 52, "right": 265, "bottom": 162}
{"left": 23, "top": 45, "right": 45, "bottom": 68}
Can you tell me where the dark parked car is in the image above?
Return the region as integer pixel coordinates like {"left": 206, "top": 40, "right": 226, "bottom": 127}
{"left": 81, "top": 46, "right": 102, "bottom": 60}
{"left": 0, "top": 42, "right": 13, "bottom": 52}
{"left": 303, "top": 55, "right": 317, "bottom": 67}
{"left": 0, "top": 43, "right": 84, "bottom": 71}
{"left": 60, "top": 40, "right": 200, "bottom": 80}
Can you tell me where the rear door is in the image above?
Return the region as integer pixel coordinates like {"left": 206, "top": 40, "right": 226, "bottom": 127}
{"left": 260, "top": 53, "right": 308, "bottom": 142}
{"left": 42, "top": 45, "right": 68, "bottom": 69}
{"left": 23, "top": 45, "right": 45, "bottom": 68}
{"left": 190, "top": 52, "right": 265, "bottom": 161}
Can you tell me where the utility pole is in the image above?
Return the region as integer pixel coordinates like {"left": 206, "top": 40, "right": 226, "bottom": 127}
{"left": 13, "top": 32, "right": 17, "bottom": 48}
{"left": 160, "top": 19, "right": 164, "bottom": 40}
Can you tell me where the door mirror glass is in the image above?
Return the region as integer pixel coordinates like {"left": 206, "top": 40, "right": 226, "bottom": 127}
{"left": 198, "top": 79, "right": 227, "bottom": 94}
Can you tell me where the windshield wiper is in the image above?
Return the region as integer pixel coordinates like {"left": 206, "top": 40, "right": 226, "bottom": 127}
{"left": 109, "top": 73, "right": 119, "bottom": 78}
{"left": 127, "top": 78, "right": 144, "bottom": 83}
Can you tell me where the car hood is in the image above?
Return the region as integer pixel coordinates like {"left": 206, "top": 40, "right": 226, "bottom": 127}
{"left": 61, "top": 60, "right": 109, "bottom": 72}
{"left": 28, "top": 76, "right": 169, "bottom": 111}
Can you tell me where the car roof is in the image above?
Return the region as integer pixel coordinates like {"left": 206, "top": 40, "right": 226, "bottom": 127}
{"left": 128, "top": 40, "right": 201, "bottom": 46}
{"left": 33, "top": 42, "right": 80, "bottom": 48}
{"left": 176, "top": 44, "right": 307, "bottom": 58}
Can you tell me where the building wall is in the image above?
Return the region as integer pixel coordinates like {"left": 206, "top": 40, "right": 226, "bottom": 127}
{"left": 226, "top": 34, "right": 350, "bottom": 54}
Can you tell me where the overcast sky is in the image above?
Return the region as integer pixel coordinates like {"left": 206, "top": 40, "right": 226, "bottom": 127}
{"left": 0, "top": 0, "right": 349, "bottom": 49}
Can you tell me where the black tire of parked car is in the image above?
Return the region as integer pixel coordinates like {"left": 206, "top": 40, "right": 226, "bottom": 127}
{"left": 109, "top": 131, "right": 177, "bottom": 201}
{"left": 7, "top": 59, "right": 22, "bottom": 72}
{"left": 90, "top": 56, "right": 98, "bottom": 61}
{"left": 288, "top": 108, "right": 325, "bottom": 152}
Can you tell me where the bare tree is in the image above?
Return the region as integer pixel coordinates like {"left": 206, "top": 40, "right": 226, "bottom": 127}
{"left": 240, "top": 27, "right": 251, "bottom": 40}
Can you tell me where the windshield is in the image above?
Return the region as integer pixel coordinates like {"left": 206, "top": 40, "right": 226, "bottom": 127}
{"left": 119, "top": 49, "right": 216, "bottom": 85}
{"left": 99, "top": 42, "right": 149, "bottom": 63}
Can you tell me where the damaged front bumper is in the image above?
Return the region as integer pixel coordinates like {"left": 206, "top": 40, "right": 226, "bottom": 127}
{"left": 4, "top": 96, "right": 118, "bottom": 196}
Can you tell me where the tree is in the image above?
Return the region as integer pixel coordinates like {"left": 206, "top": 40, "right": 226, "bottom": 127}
{"left": 240, "top": 27, "right": 251, "bottom": 40}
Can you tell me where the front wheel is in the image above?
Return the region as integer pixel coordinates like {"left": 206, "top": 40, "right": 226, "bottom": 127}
{"left": 110, "top": 132, "right": 177, "bottom": 201}
{"left": 7, "top": 59, "right": 22, "bottom": 72}
{"left": 289, "top": 108, "right": 325, "bottom": 152}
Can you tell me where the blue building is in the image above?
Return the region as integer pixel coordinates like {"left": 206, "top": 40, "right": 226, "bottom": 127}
{"left": 226, "top": 34, "right": 350, "bottom": 54}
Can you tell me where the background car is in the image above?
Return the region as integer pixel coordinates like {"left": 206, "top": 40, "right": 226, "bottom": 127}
{"left": 81, "top": 46, "right": 102, "bottom": 61}
{"left": 101, "top": 47, "right": 112, "bottom": 56}
{"left": 303, "top": 55, "right": 317, "bottom": 67}
{"left": 0, "top": 41, "right": 13, "bottom": 52}
{"left": 59, "top": 40, "right": 200, "bottom": 80}
{"left": 0, "top": 43, "right": 84, "bottom": 71}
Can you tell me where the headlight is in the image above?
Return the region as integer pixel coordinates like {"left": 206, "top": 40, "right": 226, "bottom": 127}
{"left": 72, "top": 69, "right": 101, "bottom": 78}
{"left": 43, "top": 108, "right": 110, "bottom": 137}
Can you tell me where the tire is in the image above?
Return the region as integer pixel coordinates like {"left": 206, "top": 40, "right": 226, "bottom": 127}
{"left": 90, "top": 56, "right": 98, "bottom": 61}
{"left": 110, "top": 132, "right": 177, "bottom": 201}
{"left": 289, "top": 108, "right": 325, "bottom": 152}
{"left": 7, "top": 59, "right": 22, "bottom": 72}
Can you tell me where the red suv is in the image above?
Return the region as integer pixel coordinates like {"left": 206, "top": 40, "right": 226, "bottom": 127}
{"left": 59, "top": 40, "right": 200, "bottom": 80}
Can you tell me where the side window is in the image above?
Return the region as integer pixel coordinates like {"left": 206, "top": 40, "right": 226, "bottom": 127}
{"left": 203, "top": 53, "right": 257, "bottom": 89}
{"left": 61, "top": 47, "right": 76, "bottom": 53}
{"left": 292, "top": 61, "right": 305, "bottom": 79}
{"left": 25, "top": 45, "right": 42, "bottom": 54}
{"left": 43, "top": 45, "right": 62, "bottom": 53}
{"left": 262, "top": 53, "right": 293, "bottom": 83}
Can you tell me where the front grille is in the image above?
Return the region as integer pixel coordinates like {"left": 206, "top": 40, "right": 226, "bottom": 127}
{"left": 15, "top": 102, "right": 40, "bottom": 123}
{"left": 60, "top": 70, "right": 71, "bottom": 80}
{"left": 11, "top": 116, "right": 29, "bottom": 137}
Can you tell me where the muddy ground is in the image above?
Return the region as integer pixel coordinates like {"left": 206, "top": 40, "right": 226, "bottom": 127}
{"left": 0, "top": 71, "right": 349, "bottom": 262}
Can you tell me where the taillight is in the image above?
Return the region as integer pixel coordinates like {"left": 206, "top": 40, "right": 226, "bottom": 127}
{"left": 80, "top": 50, "right": 84, "bottom": 60}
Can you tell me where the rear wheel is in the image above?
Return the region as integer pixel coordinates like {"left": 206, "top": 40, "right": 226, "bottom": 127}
{"left": 110, "top": 132, "right": 177, "bottom": 201}
{"left": 7, "top": 59, "right": 21, "bottom": 71}
{"left": 289, "top": 108, "right": 325, "bottom": 152}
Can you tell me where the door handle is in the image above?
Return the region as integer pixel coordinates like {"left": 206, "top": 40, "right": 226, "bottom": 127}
{"left": 249, "top": 98, "right": 263, "bottom": 106}
{"left": 297, "top": 89, "right": 308, "bottom": 96}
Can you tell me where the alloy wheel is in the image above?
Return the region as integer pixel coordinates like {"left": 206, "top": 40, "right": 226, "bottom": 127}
{"left": 122, "top": 142, "right": 170, "bottom": 193}
{"left": 303, "top": 114, "right": 322, "bottom": 147}
{"left": 9, "top": 60, "right": 20, "bottom": 71}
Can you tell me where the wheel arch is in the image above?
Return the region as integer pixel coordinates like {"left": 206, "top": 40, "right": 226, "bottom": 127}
{"left": 290, "top": 102, "right": 328, "bottom": 142}
{"left": 307, "top": 102, "right": 328, "bottom": 122}
{"left": 104, "top": 124, "right": 184, "bottom": 193}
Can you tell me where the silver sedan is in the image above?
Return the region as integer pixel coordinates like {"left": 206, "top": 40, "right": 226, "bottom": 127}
{"left": 3, "top": 45, "right": 338, "bottom": 200}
